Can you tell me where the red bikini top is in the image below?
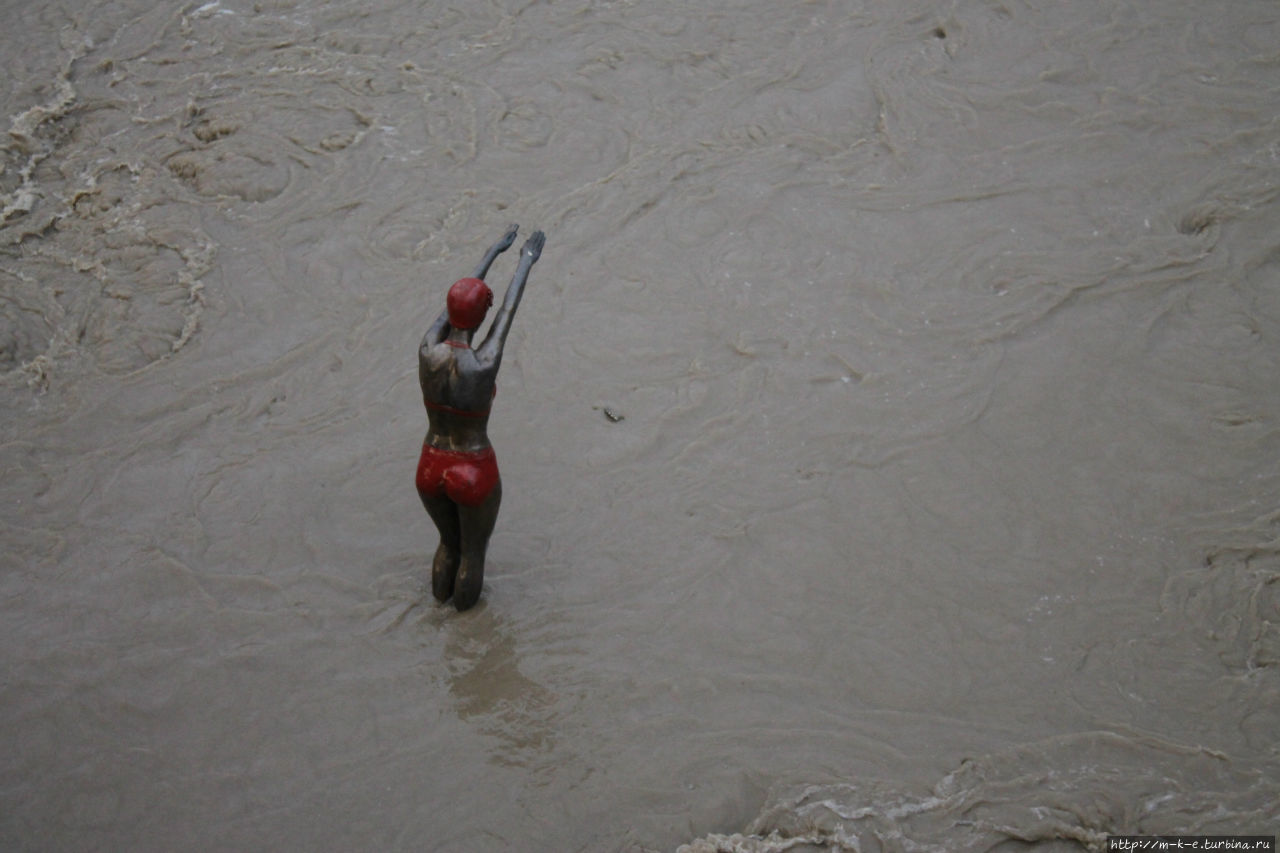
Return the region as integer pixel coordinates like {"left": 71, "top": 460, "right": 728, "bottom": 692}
{"left": 425, "top": 397, "right": 492, "bottom": 418}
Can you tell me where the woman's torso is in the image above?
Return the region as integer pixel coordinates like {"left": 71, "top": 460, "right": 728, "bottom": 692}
{"left": 419, "top": 343, "right": 496, "bottom": 453}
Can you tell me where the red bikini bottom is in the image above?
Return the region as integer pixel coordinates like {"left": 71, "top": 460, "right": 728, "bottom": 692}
{"left": 415, "top": 444, "right": 500, "bottom": 507}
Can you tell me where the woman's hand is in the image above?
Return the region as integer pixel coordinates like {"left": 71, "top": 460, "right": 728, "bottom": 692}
{"left": 495, "top": 223, "right": 519, "bottom": 252}
{"left": 522, "top": 231, "right": 545, "bottom": 262}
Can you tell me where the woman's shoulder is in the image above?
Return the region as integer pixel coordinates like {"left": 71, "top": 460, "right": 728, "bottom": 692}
{"left": 421, "top": 339, "right": 462, "bottom": 364}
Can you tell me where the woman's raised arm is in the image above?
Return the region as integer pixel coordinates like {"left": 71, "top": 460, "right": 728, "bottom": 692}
{"left": 472, "top": 223, "right": 519, "bottom": 280}
{"left": 420, "top": 224, "right": 520, "bottom": 352}
{"left": 478, "top": 231, "right": 544, "bottom": 364}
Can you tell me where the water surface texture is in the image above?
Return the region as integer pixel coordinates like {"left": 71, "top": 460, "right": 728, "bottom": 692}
{"left": 2, "top": 0, "right": 1278, "bottom": 850}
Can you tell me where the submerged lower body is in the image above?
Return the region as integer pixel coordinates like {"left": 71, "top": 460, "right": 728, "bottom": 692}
{"left": 415, "top": 444, "right": 502, "bottom": 610}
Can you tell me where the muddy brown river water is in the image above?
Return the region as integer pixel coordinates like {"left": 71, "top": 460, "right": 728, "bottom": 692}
{"left": 2, "top": 0, "right": 1278, "bottom": 850}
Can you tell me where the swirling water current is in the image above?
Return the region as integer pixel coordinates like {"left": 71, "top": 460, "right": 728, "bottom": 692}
{"left": 2, "top": 0, "right": 1278, "bottom": 850}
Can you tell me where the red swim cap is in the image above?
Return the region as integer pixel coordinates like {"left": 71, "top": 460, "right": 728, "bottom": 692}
{"left": 447, "top": 277, "right": 493, "bottom": 330}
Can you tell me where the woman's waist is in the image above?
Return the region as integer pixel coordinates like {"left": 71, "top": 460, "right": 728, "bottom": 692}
{"left": 423, "top": 427, "right": 492, "bottom": 455}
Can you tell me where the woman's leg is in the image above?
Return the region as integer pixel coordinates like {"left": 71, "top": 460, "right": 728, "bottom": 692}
{"left": 420, "top": 492, "right": 462, "bottom": 602}
{"left": 453, "top": 479, "right": 502, "bottom": 611}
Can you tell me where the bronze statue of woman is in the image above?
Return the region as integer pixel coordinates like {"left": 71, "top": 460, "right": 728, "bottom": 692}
{"left": 416, "top": 224, "right": 545, "bottom": 610}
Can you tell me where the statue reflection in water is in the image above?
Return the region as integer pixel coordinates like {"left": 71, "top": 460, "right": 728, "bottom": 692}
{"left": 415, "top": 224, "right": 545, "bottom": 611}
